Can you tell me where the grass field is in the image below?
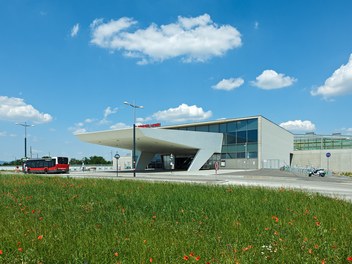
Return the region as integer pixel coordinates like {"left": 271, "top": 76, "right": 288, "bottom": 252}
{"left": 0, "top": 174, "right": 352, "bottom": 263}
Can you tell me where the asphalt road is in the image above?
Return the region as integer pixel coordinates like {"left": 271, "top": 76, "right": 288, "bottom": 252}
{"left": 62, "top": 168, "right": 352, "bottom": 203}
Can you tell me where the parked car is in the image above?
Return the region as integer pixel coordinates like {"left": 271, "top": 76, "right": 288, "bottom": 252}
{"left": 308, "top": 168, "right": 326, "bottom": 177}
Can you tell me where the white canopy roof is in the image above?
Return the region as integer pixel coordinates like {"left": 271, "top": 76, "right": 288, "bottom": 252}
{"left": 76, "top": 127, "right": 223, "bottom": 171}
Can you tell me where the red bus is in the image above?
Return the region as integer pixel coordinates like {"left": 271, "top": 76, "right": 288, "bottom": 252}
{"left": 23, "top": 157, "right": 69, "bottom": 174}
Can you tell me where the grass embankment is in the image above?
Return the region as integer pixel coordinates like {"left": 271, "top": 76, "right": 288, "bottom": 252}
{"left": 0, "top": 174, "right": 351, "bottom": 263}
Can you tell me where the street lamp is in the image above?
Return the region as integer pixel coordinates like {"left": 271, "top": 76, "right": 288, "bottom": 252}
{"left": 16, "top": 122, "right": 34, "bottom": 159}
{"left": 124, "top": 101, "right": 144, "bottom": 177}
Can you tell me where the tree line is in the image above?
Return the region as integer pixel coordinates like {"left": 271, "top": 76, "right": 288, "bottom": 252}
{"left": 1, "top": 156, "right": 112, "bottom": 166}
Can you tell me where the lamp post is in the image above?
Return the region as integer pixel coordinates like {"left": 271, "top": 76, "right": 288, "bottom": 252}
{"left": 124, "top": 101, "right": 144, "bottom": 177}
{"left": 16, "top": 122, "right": 34, "bottom": 159}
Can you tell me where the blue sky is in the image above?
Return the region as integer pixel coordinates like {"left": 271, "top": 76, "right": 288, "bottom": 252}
{"left": 1, "top": 0, "right": 352, "bottom": 162}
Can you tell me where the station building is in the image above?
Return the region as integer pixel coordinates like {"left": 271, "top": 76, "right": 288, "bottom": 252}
{"left": 76, "top": 115, "right": 294, "bottom": 171}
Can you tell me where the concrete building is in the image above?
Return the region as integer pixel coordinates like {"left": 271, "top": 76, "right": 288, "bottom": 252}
{"left": 292, "top": 133, "right": 352, "bottom": 172}
{"left": 76, "top": 115, "right": 293, "bottom": 171}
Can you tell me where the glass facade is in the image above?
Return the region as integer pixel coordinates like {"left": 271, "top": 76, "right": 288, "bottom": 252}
{"left": 294, "top": 134, "right": 352, "bottom": 150}
{"left": 173, "top": 118, "right": 259, "bottom": 160}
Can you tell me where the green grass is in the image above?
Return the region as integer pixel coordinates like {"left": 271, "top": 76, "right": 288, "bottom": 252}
{"left": 0, "top": 174, "right": 351, "bottom": 263}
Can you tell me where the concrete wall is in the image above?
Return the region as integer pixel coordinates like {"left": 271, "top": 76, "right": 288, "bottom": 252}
{"left": 292, "top": 149, "right": 352, "bottom": 172}
{"left": 259, "top": 117, "right": 294, "bottom": 169}
{"left": 113, "top": 156, "right": 132, "bottom": 170}
{"left": 224, "top": 158, "right": 258, "bottom": 169}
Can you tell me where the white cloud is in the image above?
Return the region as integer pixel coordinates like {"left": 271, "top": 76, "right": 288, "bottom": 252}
{"left": 0, "top": 96, "right": 52, "bottom": 123}
{"left": 311, "top": 54, "right": 352, "bottom": 99}
{"left": 90, "top": 14, "right": 242, "bottom": 64}
{"left": 212, "top": 77, "right": 244, "bottom": 91}
{"left": 152, "top": 104, "right": 212, "bottom": 123}
{"left": 254, "top": 21, "right": 259, "bottom": 30}
{"left": 251, "top": 70, "right": 296, "bottom": 90}
{"left": 280, "top": 120, "right": 316, "bottom": 132}
{"left": 103, "top": 106, "right": 118, "bottom": 119}
{"left": 110, "top": 122, "right": 130, "bottom": 130}
{"left": 71, "top": 23, "right": 80, "bottom": 37}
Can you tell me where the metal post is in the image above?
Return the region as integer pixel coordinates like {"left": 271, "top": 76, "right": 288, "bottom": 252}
{"left": 16, "top": 122, "right": 34, "bottom": 159}
{"left": 124, "top": 101, "right": 144, "bottom": 177}
{"left": 133, "top": 123, "right": 136, "bottom": 177}
{"left": 114, "top": 153, "right": 120, "bottom": 177}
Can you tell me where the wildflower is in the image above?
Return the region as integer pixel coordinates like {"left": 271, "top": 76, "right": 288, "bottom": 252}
{"left": 114, "top": 252, "right": 119, "bottom": 257}
{"left": 0, "top": 250, "right": 3, "bottom": 255}
{"left": 18, "top": 248, "right": 23, "bottom": 252}
{"left": 347, "top": 256, "right": 352, "bottom": 262}
{"left": 272, "top": 216, "right": 279, "bottom": 222}
{"left": 321, "top": 259, "right": 325, "bottom": 264}
{"left": 195, "top": 256, "right": 201, "bottom": 261}
{"left": 149, "top": 257, "right": 153, "bottom": 262}
{"left": 242, "top": 245, "right": 253, "bottom": 251}
{"left": 308, "top": 248, "right": 313, "bottom": 254}
{"left": 37, "top": 235, "right": 43, "bottom": 240}
{"left": 315, "top": 221, "right": 321, "bottom": 227}
{"left": 189, "top": 252, "right": 194, "bottom": 257}
{"left": 183, "top": 255, "right": 189, "bottom": 260}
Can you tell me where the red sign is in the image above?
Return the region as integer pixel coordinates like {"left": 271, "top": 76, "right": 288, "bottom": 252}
{"left": 137, "top": 123, "right": 161, "bottom": 128}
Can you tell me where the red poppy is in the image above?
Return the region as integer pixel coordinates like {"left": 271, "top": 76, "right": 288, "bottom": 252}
{"left": 18, "top": 248, "right": 23, "bottom": 252}
{"left": 0, "top": 250, "right": 3, "bottom": 255}
{"left": 347, "top": 256, "right": 352, "bottom": 262}
{"left": 114, "top": 252, "right": 119, "bottom": 257}
{"left": 183, "top": 255, "right": 189, "bottom": 260}
{"left": 272, "top": 216, "right": 279, "bottom": 222}
{"left": 37, "top": 235, "right": 43, "bottom": 240}
{"left": 195, "top": 256, "right": 201, "bottom": 261}
{"left": 315, "top": 221, "right": 321, "bottom": 227}
{"left": 149, "top": 257, "right": 153, "bottom": 262}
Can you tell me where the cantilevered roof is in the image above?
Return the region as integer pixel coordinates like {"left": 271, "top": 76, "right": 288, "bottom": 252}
{"left": 76, "top": 127, "right": 223, "bottom": 171}
{"left": 76, "top": 127, "right": 222, "bottom": 155}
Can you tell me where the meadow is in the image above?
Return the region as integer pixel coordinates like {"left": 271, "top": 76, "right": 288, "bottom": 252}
{"left": 0, "top": 174, "right": 351, "bottom": 263}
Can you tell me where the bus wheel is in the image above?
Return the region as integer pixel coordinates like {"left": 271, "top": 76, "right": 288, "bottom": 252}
{"left": 44, "top": 168, "right": 48, "bottom": 174}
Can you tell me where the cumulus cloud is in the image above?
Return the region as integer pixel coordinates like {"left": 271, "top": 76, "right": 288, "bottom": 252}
{"left": 70, "top": 23, "right": 80, "bottom": 37}
{"left": 0, "top": 96, "right": 52, "bottom": 123}
{"left": 70, "top": 107, "right": 119, "bottom": 133}
{"left": 212, "top": 77, "right": 244, "bottom": 91}
{"left": 152, "top": 104, "right": 212, "bottom": 123}
{"left": 90, "top": 14, "right": 242, "bottom": 64}
{"left": 251, "top": 70, "right": 296, "bottom": 90}
{"left": 103, "top": 106, "right": 118, "bottom": 119}
{"left": 280, "top": 120, "right": 316, "bottom": 132}
{"left": 311, "top": 54, "right": 352, "bottom": 99}
{"left": 110, "top": 122, "right": 130, "bottom": 130}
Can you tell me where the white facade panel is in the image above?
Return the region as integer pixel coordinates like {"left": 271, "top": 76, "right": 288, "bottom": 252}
{"left": 259, "top": 117, "right": 293, "bottom": 169}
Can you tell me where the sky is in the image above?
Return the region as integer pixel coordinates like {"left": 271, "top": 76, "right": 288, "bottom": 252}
{"left": 1, "top": 0, "right": 352, "bottom": 162}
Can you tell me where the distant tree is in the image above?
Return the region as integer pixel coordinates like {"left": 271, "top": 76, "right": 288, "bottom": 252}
{"left": 69, "top": 156, "right": 111, "bottom": 165}
{"left": 2, "top": 159, "right": 22, "bottom": 166}
{"left": 69, "top": 158, "right": 83, "bottom": 165}
{"left": 87, "top": 156, "right": 111, "bottom": 165}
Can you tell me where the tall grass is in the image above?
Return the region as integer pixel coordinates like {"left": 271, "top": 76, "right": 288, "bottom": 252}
{"left": 0, "top": 174, "right": 351, "bottom": 263}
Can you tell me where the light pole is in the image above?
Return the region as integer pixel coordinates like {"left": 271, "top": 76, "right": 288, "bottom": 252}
{"left": 124, "top": 101, "right": 144, "bottom": 177}
{"left": 16, "top": 122, "right": 34, "bottom": 159}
